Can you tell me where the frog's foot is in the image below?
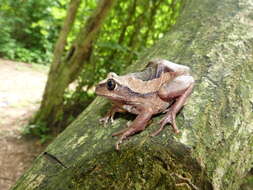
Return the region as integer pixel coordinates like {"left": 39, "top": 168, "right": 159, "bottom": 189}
{"left": 151, "top": 112, "right": 179, "bottom": 137}
{"left": 114, "top": 113, "right": 152, "bottom": 150}
{"left": 100, "top": 106, "right": 122, "bottom": 125}
{"left": 115, "top": 125, "right": 146, "bottom": 150}
{"left": 99, "top": 116, "right": 113, "bottom": 125}
{"left": 99, "top": 113, "right": 115, "bottom": 125}
{"left": 99, "top": 116, "right": 108, "bottom": 124}
{"left": 115, "top": 134, "right": 130, "bottom": 150}
{"left": 115, "top": 138, "right": 124, "bottom": 150}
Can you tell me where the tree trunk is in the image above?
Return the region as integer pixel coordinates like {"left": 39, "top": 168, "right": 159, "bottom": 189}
{"left": 32, "top": 0, "right": 115, "bottom": 128}
{"left": 13, "top": 0, "right": 253, "bottom": 189}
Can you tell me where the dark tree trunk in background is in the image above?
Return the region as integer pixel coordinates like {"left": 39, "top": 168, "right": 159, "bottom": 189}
{"left": 32, "top": 0, "right": 115, "bottom": 129}
{"left": 13, "top": 0, "right": 253, "bottom": 189}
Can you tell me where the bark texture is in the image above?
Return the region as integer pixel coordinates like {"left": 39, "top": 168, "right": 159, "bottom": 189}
{"left": 13, "top": 0, "right": 253, "bottom": 189}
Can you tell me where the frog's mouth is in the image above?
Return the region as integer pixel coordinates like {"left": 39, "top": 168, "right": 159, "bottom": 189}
{"left": 96, "top": 93, "right": 126, "bottom": 102}
{"left": 95, "top": 84, "right": 121, "bottom": 98}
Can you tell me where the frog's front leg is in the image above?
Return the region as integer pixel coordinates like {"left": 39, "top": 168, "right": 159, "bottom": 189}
{"left": 152, "top": 75, "right": 194, "bottom": 136}
{"left": 115, "top": 110, "right": 153, "bottom": 150}
{"left": 100, "top": 106, "right": 126, "bottom": 124}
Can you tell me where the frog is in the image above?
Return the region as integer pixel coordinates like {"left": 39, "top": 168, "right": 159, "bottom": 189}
{"left": 95, "top": 59, "right": 194, "bottom": 150}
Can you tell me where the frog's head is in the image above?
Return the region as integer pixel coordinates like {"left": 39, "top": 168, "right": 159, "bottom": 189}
{"left": 95, "top": 72, "right": 132, "bottom": 102}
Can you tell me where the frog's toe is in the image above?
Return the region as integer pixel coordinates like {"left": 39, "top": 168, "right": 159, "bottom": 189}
{"left": 115, "top": 141, "right": 121, "bottom": 150}
{"left": 99, "top": 117, "right": 110, "bottom": 126}
{"left": 159, "top": 113, "right": 173, "bottom": 127}
{"left": 99, "top": 117, "right": 107, "bottom": 123}
{"left": 150, "top": 117, "right": 171, "bottom": 136}
{"left": 115, "top": 136, "right": 125, "bottom": 150}
{"left": 110, "top": 117, "right": 114, "bottom": 123}
{"left": 150, "top": 125, "right": 165, "bottom": 137}
{"left": 152, "top": 112, "right": 180, "bottom": 135}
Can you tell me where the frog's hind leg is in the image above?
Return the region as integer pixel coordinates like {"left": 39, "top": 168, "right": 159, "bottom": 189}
{"left": 152, "top": 75, "right": 194, "bottom": 136}
{"left": 115, "top": 112, "right": 152, "bottom": 150}
{"left": 112, "top": 119, "right": 153, "bottom": 137}
{"left": 112, "top": 121, "right": 132, "bottom": 136}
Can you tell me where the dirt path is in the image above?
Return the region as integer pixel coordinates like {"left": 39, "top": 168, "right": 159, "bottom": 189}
{"left": 0, "top": 59, "right": 48, "bottom": 190}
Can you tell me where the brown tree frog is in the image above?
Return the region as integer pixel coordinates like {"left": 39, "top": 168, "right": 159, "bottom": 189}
{"left": 95, "top": 59, "right": 194, "bottom": 150}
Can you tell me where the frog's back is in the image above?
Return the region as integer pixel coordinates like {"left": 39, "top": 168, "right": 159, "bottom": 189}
{"left": 118, "top": 72, "right": 173, "bottom": 94}
{"left": 120, "top": 61, "right": 174, "bottom": 94}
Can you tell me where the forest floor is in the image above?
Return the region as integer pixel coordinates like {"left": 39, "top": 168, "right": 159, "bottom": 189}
{"left": 0, "top": 59, "right": 48, "bottom": 190}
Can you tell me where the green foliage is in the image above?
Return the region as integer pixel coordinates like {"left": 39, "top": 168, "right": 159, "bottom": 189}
{"left": 22, "top": 123, "right": 53, "bottom": 143}
{"left": 0, "top": 0, "right": 67, "bottom": 64}
{"left": 0, "top": 0, "right": 181, "bottom": 64}
{"left": 0, "top": 0, "right": 180, "bottom": 75}
{"left": 83, "top": 0, "right": 181, "bottom": 84}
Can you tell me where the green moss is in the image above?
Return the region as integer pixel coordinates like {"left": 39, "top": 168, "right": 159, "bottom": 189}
{"left": 68, "top": 144, "right": 211, "bottom": 190}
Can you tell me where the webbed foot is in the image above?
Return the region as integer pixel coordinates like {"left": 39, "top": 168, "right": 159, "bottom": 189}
{"left": 151, "top": 111, "right": 179, "bottom": 137}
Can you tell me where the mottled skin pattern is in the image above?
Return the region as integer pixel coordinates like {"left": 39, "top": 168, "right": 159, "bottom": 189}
{"left": 95, "top": 59, "right": 194, "bottom": 150}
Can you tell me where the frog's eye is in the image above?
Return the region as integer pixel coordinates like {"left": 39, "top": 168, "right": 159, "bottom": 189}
{"left": 107, "top": 79, "right": 116, "bottom": 90}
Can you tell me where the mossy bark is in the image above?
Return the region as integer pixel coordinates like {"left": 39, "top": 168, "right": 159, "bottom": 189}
{"left": 13, "top": 0, "right": 253, "bottom": 189}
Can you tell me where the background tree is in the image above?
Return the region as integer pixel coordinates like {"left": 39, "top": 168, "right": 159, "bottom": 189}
{"left": 12, "top": 0, "right": 253, "bottom": 189}
{"left": 30, "top": 0, "right": 115, "bottom": 133}
{"left": 0, "top": 0, "right": 59, "bottom": 63}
